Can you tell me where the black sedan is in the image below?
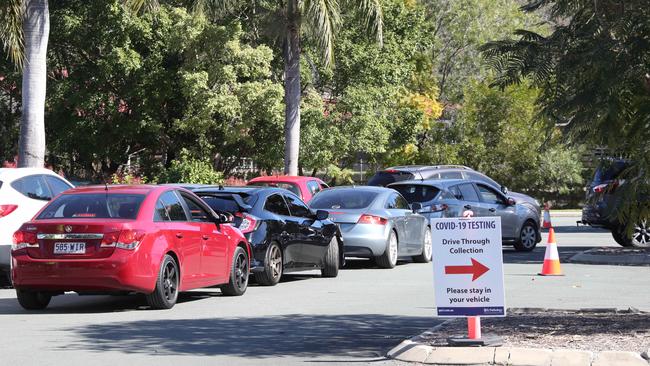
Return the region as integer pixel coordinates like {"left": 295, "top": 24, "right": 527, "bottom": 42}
{"left": 192, "top": 186, "right": 343, "bottom": 286}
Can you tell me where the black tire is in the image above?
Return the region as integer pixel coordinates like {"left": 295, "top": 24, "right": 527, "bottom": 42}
{"left": 220, "top": 246, "right": 249, "bottom": 296}
{"left": 413, "top": 227, "right": 432, "bottom": 263}
{"left": 321, "top": 237, "right": 339, "bottom": 278}
{"left": 16, "top": 289, "right": 51, "bottom": 310}
{"left": 255, "top": 243, "right": 283, "bottom": 286}
{"left": 376, "top": 230, "right": 398, "bottom": 269}
{"left": 614, "top": 221, "right": 650, "bottom": 248}
{"left": 514, "top": 221, "right": 538, "bottom": 252}
{"left": 146, "top": 255, "right": 179, "bottom": 310}
{"left": 0, "top": 270, "right": 11, "bottom": 288}
{"left": 611, "top": 229, "right": 633, "bottom": 247}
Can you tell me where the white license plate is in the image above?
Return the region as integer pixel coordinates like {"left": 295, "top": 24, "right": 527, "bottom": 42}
{"left": 54, "top": 242, "right": 86, "bottom": 254}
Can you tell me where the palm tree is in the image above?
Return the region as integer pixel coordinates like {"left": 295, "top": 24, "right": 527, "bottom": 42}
{"left": 192, "top": 0, "right": 384, "bottom": 175}
{"left": 1, "top": 0, "right": 49, "bottom": 168}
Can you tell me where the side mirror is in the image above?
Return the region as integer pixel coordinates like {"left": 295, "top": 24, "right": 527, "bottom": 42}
{"left": 501, "top": 186, "right": 509, "bottom": 195}
{"left": 507, "top": 198, "right": 516, "bottom": 206}
{"left": 411, "top": 202, "right": 423, "bottom": 213}
{"left": 315, "top": 210, "right": 329, "bottom": 221}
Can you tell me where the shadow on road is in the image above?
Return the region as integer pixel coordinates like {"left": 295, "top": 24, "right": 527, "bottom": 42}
{"left": 56, "top": 313, "right": 440, "bottom": 359}
{"left": 502, "top": 246, "right": 600, "bottom": 265}
{"left": 543, "top": 226, "right": 609, "bottom": 234}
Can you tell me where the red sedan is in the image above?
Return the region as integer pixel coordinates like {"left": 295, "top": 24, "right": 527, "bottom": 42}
{"left": 11, "top": 185, "right": 250, "bottom": 310}
{"left": 247, "top": 175, "right": 328, "bottom": 203}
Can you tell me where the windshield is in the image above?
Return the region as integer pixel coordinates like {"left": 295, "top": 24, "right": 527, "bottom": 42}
{"left": 37, "top": 193, "right": 145, "bottom": 220}
{"left": 367, "top": 171, "right": 415, "bottom": 186}
{"left": 391, "top": 184, "right": 440, "bottom": 203}
{"left": 310, "top": 190, "right": 378, "bottom": 209}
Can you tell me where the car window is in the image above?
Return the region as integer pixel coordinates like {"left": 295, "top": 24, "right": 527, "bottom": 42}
{"left": 438, "top": 190, "right": 457, "bottom": 200}
{"left": 181, "top": 194, "right": 212, "bottom": 222}
{"left": 265, "top": 194, "right": 290, "bottom": 216}
{"left": 466, "top": 172, "right": 500, "bottom": 189}
{"left": 310, "top": 189, "right": 379, "bottom": 209}
{"left": 154, "top": 199, "right": 171, "bottom": 221}
{"left": 391, "top": 184, "right": 440, "bottom": 203}
{"left": 306, "top": 180, "right": 322, "bottom": 195}
{"left": 439, "top": 171, "right": 463, "bottom": 179}
{"left": 477, "top": 184, "right": 505, "bottom": 205}
{"left": 11, "top": 175, "right": 52, "bottom": 201}
{"left": 284, "top": 194, "right": 311, "bottom": 217}
{"left": 452, "top": 183, "right": 480, "bottom": 202}
{"left": 367, "top": 171, "right": 415, "bottom": 186}
{"left": 37, "top": 193, "right": 145, "bottom": 219}
{"left": 44, "top": 175, "right": 72, "bottom": 196}
{"left": 159, "top": 191, "right": 188, "bottom": 221}
{"left": 385, "top": 193, "right": 409, "bottom": 209}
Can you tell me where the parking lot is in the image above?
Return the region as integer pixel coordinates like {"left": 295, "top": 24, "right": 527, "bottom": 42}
{"left": 1, "top": 214, "right": 648, "bottom": 366}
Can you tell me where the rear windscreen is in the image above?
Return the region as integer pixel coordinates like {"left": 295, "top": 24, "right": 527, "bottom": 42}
{"left": 37, "top": 193, "right": 145, "bottom": 220}
{"left": 367, "top": 171, "right": 415, "bottom": 186}
{"left": 250, "top": 182, "right": 301, "bottom": 197}
{"left": 198, "top": 193, "right": 255, "bottom": 214}
{"left": 391, "top": 185, "right": 440, "bottom": 203}
{"left": 593, "top": 161, "right": 629, "bottom": 183}
{"left": 310, "top": 190, "right": 378, "bottom": 209}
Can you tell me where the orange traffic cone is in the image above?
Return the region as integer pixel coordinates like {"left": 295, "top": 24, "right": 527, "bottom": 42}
{"left": 539, "top": 227, "right": 563, "bottom": 276}
{"left": 542, "top": 202, "right": 552, "bottom": 229}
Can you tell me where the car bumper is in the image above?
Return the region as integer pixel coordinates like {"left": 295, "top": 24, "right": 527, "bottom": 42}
{"left": 581, "top": 204, "right": 611, "bottom": 228}
{"left": 11, "top": 250, "right": 156, "bottom": 293}
{"left": 339, "top": 224, "right": 388, "bottom": 257}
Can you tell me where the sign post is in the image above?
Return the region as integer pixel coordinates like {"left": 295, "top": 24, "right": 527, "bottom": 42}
{"left": 431, "top": 216, "right": 506, "bottom": 346}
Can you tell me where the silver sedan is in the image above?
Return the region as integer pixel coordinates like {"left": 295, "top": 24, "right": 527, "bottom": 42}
{"left": 309, "top": 186, "right": 431, "bottom": 268}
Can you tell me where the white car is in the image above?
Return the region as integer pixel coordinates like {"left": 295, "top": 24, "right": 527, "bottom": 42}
{"left": 0, "top": 168, "right": 74, "bottom": 283}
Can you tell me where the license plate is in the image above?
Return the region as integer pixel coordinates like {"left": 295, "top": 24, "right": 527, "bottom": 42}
{"left": 54, "top": 242, "right": 86, "bottom": 254}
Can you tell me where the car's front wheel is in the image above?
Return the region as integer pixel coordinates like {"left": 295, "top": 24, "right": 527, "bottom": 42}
{"left": 514, "top": 221, "right": 538, "bottom": 252}
{"left": 16, "top": 289, "right": 51, "bottom": 310}
{"left": 220, "top": 246, "right": 249, "bottom": 296}
{"left": 614, "top": 220, "right": 650, "bottom": 248}
{"left": 413, "top": 227, "right": 432, "bottom": 263}
{"left": 146, "top": 255, "right": 179, "bottom": 310}
{"left": 376, "top": 230, "right": 398, "bottom": 269}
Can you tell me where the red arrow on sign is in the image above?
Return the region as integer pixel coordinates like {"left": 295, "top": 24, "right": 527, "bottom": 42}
{"left": 444, "top": 258, "right": 489, "bottom": 281}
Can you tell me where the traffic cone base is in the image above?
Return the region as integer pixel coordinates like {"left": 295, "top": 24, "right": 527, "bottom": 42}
{"left": 539, "top": 228, "right": 563, "bottom": 276}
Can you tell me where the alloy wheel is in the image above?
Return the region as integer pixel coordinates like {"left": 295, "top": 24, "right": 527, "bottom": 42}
{"left": 270, "top": 245, "right": 282, "bottom": 280}
{"left": 234, "top": 251, "right": 249, "bottom": 291}
{"left": 520, "top": 225, "right": 536, "bottom": 249}
{"left": 423, "top": 230, "right": 432, "bottom": 260}
{"left": 162, "top": 261, "right": 178, "bottom": 302}
{"left": 389, "top": 232, "right": 398, "bottom": 266}
{"left": 632, "top": 220, "right": 650, "bottom": 247}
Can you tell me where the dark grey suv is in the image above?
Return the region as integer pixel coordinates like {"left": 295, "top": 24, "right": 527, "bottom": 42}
{"left": 369, "top": 165, "right": 541, "bottom": 216}
{"left": 581, "top": 160, "right": 649, "bottom": 248}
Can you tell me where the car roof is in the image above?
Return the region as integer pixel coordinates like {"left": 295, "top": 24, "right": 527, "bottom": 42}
{"left": 321, "top": 185, "right": 393, "bottom": 193}
{"left": 193, "top": 186, "right": 289, "bottom": 196}
{"left": 248, "top": 175, "right": 322, "bottom": 183}
{"left": 62, "top": 184, "right": 160, "bottom": 195}
{"left": 382, "top": 165, "right": 473, "bottom": 173}
{"left": 0, "top": 167, "right": 66, "bottom": 180}
{"left": 389, "top": 179, "right": 483, "bottom": 188}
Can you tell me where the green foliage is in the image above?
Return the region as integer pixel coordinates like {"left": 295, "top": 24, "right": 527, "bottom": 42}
{"left": 155, "top": 149, "right": 224, "bottom": 184}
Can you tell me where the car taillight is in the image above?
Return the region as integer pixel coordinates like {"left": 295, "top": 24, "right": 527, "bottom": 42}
{"left": 0, "top": 204, "right": 18, "bottom": 218}
{"left": 358, "top": 214, "right": 388, "bottom": 225}
{"left": 235, "top": 212, "right": 258, "bottom": 234}
{"left": 593, "top": 183, "right": 609, "bottom": 193}
{"left": 12, "top": 230, "right": 38, "bottom": 251}
{"left": 101, "top": 230, "right": 146, "bottom": 250}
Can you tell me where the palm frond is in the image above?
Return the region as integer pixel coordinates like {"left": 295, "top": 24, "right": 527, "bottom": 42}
{"left": 0, "top": 0, "right": 25, "bottom": 68}
{"left": 302, "top": 0, "right": 341, "bottom": 67}
{"left": 123, "top": 0, "right": 159, "bottom": 13}
{"left": 191, "top": 0, "right": 241, "bottom": 17}
{"left": 357, "top": 0, "right": 383, "bottom": 47}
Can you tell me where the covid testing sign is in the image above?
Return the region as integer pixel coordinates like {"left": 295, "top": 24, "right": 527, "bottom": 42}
{"left": 431, "top": 217, "right": 506, "bottom": 317}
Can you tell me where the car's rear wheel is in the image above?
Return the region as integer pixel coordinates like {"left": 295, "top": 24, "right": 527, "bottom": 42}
{"left": 221, "top": 246, "right": 249, "bottom": 296}
{"left": 413, "top": 227, "right": 432, "bottom": 263}
{"left": 16, "top": 289, "right": 52, "bottom": 310}
{"left": 255, "top": 243, "right": 283, "bottom": 286}
{"left": 614, "top": 220, "right": 650, "bottom": 248}
{"left": 146, "top": 255, "right": 179, "bottom": 310}
{"left": 514, "top": 221, "right": 538, "bottom": 252}
{"left": 376, "top": 230, "right": 398, "bottom": 269}
{"left": 321, "top": 237, "right": 339, "bottom": 278}
{"left": 611, "top": 229, "right": 632, "bottom": 247}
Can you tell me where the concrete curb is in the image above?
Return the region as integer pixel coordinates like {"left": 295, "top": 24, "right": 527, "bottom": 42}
{"left": 569, "top": 248, "right": 650, "bottom": 266}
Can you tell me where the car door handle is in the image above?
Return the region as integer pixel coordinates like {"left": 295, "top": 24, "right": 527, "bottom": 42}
{"left": 489, "top": 208, "right": 496, "bottom": 212}
{"left": 176, "top": 232, "right": 184, "bottom": 239}
{"left": 202, "top": 235, "right": 209, "bottom": 240}
{"left": 464, "top": 205, "right": 472, "bottom": 210}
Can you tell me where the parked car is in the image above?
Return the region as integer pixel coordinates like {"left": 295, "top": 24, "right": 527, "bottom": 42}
{"left": 0, "top": 168, "right": 74, "bottom": 284}
{"left": 191, "top": 186, "right": 342, "bottom": 286}
{"left": 368, "top": 165, "right": 541, "bottom": 216}
{"left": 581, "top": 159, "right": 649, "bottom": 247}
{"left": 389, "top": 179, "right": 542, "bottom": 251}
{"left": 247, "top": 176, "right": 328, "bottom": 203}
{"left": 309, "top": 186, "right": 431, "bottom": 268}
{"left": 11, "top": 185, "right": 250, "bottom": 310}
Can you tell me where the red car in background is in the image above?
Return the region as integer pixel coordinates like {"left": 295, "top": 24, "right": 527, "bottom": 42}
{"left": 247, "top": 176, "right": 328, "bottom": 203}
{"left": 11, "top": 185, "right": 250, "bottom": 310}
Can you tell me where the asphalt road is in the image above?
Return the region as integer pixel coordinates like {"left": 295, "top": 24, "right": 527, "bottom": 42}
{"left": 1, "top": 214, "right": 648, "bottom": 366}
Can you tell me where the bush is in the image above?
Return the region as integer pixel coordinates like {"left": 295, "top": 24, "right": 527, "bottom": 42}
{"left": 155, "top": 150, "right": 224, "bottom": 185}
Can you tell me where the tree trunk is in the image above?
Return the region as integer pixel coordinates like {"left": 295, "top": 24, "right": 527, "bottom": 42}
{"left": 283, "top": 0, "right": 301, "bottom": 176}
{"left": 18, "top": 0, "right": 49, "bottom": 168}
